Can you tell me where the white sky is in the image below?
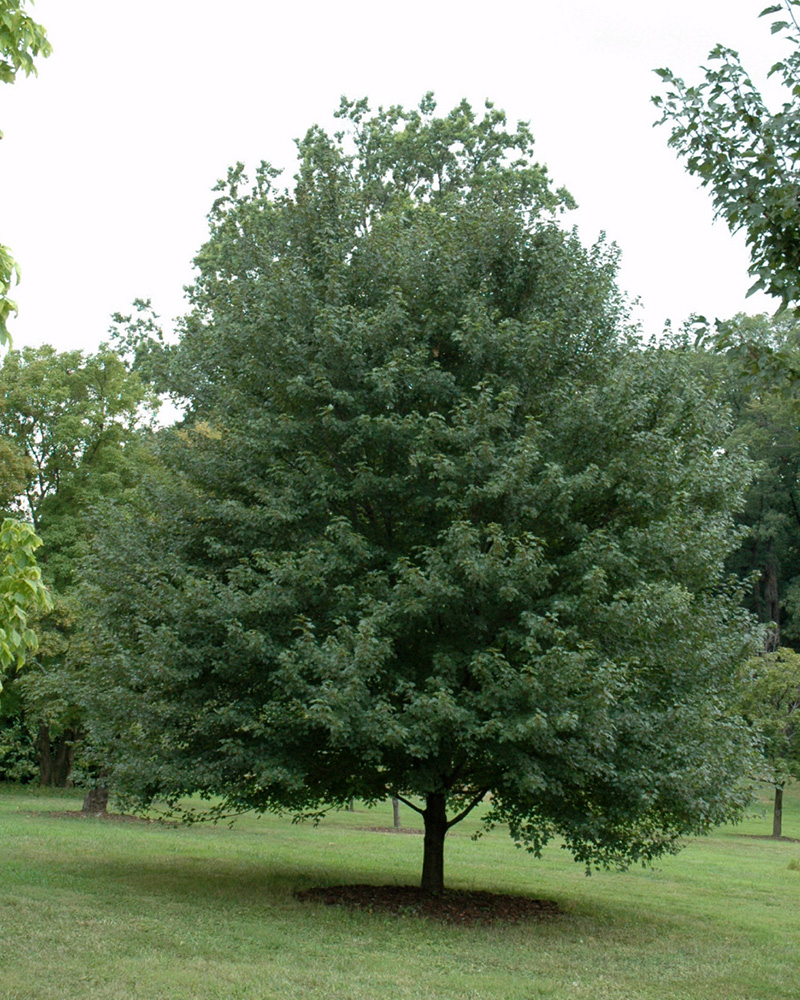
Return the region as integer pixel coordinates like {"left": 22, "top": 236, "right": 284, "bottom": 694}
{"left": 0, "top": 0, "right": 786, "bottom": 355}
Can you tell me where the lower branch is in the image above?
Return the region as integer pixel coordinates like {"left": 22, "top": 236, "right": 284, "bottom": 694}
{"left": 446, "top": 788, "right": 489, "bottom": 830}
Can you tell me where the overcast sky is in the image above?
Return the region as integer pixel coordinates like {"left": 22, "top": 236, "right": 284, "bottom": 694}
{"left": 1, "top": 0, "right": 786, "bottom": 355}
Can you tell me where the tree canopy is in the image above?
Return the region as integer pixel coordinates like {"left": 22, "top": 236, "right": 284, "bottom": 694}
{"left": 81, "top": 97, "right": 759, "bottom": 894}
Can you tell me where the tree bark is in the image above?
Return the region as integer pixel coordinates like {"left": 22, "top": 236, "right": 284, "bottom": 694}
{"left": 773, "top": 784, "right": 783, "bottom": 838}
{"left": 420, "top": 792, "right": 448, "bottom": 896}
{"left": 37, "top": 724, "right": 53, "bottom": 786}
{"left": 392, "top": 796, "right": 401, "bottom": 829}
{"left": 82, "top": 785, "right": 109, "bottom": 815}
{"left": 37, "top": 725, "right": 77, "bottom": 787}
{"left": 760, "top": 553, "right": 780, "bottom": 651}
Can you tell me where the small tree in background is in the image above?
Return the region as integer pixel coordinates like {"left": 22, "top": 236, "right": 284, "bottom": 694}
{"left": 738, "top": 647, "right": 800, "bottom": 836}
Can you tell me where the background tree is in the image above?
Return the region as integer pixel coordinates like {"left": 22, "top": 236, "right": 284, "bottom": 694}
{"left": 82, "top": 98, "right": 759, "bottom": 895}
{"left": 737, "top": 647, "right": 800, "bottom": 836}
{"left": 0, "top": 343, "right": 158, "bottom": 786}
{"left": 715, "top": 314, "right": 800, "bottom": 648}
{"left": 653, "top": 1, "right": 800, "bottom": 311}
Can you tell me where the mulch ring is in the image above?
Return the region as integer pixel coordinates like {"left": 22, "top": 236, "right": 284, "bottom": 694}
{"left": 294, "top": 884, "right": 561, "bottom": 925}
{"left": 735, "top": 833, "right": 800, "bottom": 843}
{"left": 40, "top": 811, "right": 176, "bottom": 825}
{"left": 357, "top": 826, "right": 424, "bottom": 835}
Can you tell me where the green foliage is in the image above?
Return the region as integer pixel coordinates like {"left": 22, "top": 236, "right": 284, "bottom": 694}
{"left": 0, "top": 343, "right": 159, "bottom": 782}
{"left": 738, "top": 647, "right": 800, "bottom": 787}
{"left": 0, "top": 243, "right": 20, "bottom": 349}
{"left": 0, "top": 0, "right": 51, "bottom": 345}
{"left": 0, "top": 701, "right": 36, "bottom": 780}
{"left": 0, "top": 0, "right": 50, "bottom": 87}
{"left": 653, "top": 1, "right": 800, "bottom": 309}
{"left": 0, "top": 433, "right": 32, "bottom": 510}
{"left": 0, "top": 516, "right": 49, "bottom": 691}
{"left": 701, "top": 313, "right": 800, "bottom": 647}
{"left": 0, "top": 343, "right": 159, "bottom": 582}
{"left": 107, "top": 298, "right": 175, "bottom": 395}
{"left": 83, "top": 97, "right": 759, "bottom": 885}
{"left": 705, "top": 309, "right": 800, "bottom": 395}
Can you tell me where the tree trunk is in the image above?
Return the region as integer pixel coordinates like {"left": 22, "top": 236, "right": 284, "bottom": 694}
{"left": 37, "top": 725, "right": 76, "bottom": 787}
{"left": 773, "top": 784, "right": 784, "bottom": 838}
{"left": 761, "top": 553, "right": 780, "bottom": 651}
{"left": 82, "top": 785, "right": 109, "bottom": 816}
{"left": 392, "top": 797, "right": 401, "bottom": 829}
{"left": 348, "top": 797, "right": 355, "bottom": 812}
{"left": 53, "top": 730, "right": 76, "bottom": 785}
{"left": 37, "top": 724, "right": 54, "bottom": 786}
{"left": 420, "top": 793, "right": 448, "bottom": 896}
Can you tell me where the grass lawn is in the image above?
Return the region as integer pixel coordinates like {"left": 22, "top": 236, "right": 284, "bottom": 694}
{"left": 1, "top": 783, "right": 799, "bottom": 999}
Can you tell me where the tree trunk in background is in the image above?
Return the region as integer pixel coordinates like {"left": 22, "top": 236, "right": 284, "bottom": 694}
{"left": 392, "top": 797, "right": 401, "bottom": 829}
{"left": 773, "top": 785, "right": 784, "bottom": 838}
{"left": 752, "top": 549, "right": 781, "bottom": 651}
{"left": 81, "top": 785, "right": 109, "bottom": 815}
{"left": 37, "top": 725, "right": 76, "bottom": 787}
{"left": 420, "top": 793, "right": 447, "bottom": 896}
{"left": 37, "top": 725, "right": 53, "bottom": 785}
{"left": 348, "top": 798, "right": 355, "bottom": 812}
{"left": 763, "top": 556, "right": 780, "bottom": 650}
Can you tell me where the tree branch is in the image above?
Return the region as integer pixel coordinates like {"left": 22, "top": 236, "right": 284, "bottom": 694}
{"left": 446, "top": 788, "right": 489, "bottom": 830}
{"left": 391, "top": 792, "right": 425, "bottom": 816}
{"left": 784, "top": 0, "right": 800, "bottom": 36}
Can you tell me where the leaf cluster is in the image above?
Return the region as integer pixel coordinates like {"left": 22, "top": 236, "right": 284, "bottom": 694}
{"left": 0, "top": 0, "right": 50, "bottom": 87}
{"left": 0, "top": 517, "right": 49, "bottom": 690}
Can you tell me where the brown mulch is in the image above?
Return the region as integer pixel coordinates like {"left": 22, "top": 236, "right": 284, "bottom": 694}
{"left": 294, "top": 884, "right": 561, "bottom": 925}
{"left": 735, "top": 833, "right": 800, "bottom": 843}
{"left": 42, "top": 810, "right": 176, "bottom": 825}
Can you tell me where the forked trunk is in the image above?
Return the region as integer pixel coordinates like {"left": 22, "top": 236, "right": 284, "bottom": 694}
{"left": 420, "top": 792, "right": 447, "bottom": 896}
{"left": 773, "top": 784, "right": 784, "bottom": 839}
{"left": 37, "top": 725, "right": 77, "bottom": 787}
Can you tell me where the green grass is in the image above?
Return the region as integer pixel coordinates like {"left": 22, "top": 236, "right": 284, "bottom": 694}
{"left": 1, "top": 783, "right": 799, "bottom": 999}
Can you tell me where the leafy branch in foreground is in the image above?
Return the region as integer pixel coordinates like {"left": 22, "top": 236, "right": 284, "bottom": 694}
{"left": 0, "top": 517, "right": 50, "bottom": 693}
{"left": 0, "top": 0, "right": 51, "bottom": 345}
{"left": 653, "top": 1, "right": 800, "bottom": 310}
